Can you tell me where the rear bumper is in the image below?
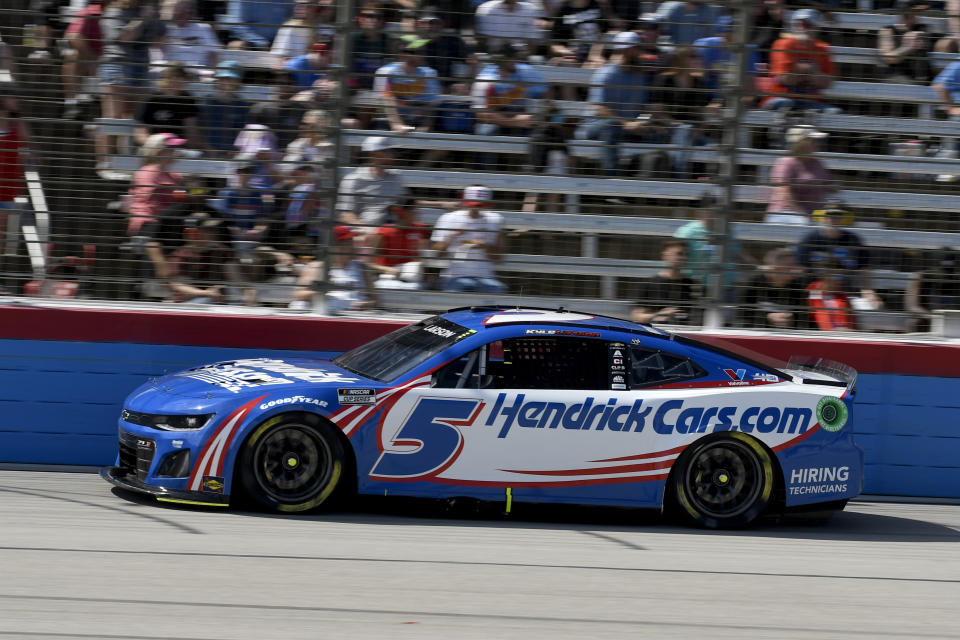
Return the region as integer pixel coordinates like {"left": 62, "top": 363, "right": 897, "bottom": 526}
{"left": 101, "top": 466, "right": 229, "bottom": 507}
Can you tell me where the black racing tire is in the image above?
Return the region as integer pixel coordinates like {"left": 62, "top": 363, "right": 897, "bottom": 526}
{"left": 671, "top": 433, "right": 775, "bottom": 529}
{"left": 237, "top": 414, "right": 347, "bottom": 513}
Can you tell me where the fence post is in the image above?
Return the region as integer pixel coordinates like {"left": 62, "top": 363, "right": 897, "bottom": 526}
{"left": 706, "top": 0, "right": 754, "bottom": 330}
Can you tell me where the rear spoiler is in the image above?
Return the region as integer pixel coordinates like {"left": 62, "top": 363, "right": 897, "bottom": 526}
{"left": 784, "top": 356, "right": 858, "bottom": 391}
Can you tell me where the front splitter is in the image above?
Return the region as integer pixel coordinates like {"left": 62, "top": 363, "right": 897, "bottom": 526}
{"left": 101, "top": 467, "right": 229, "bottom": 507}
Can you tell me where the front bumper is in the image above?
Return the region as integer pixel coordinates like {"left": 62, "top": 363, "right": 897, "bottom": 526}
{"left": 101, "top": 466, "right": 229, "bottom": 507}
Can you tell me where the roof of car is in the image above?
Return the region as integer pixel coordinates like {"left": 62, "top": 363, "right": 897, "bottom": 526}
{"left": 439, "top": 306, "right": 670, "bottom": 337}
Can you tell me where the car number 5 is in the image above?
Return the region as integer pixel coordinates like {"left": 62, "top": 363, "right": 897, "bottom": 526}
{"left": 370, "top": 397, "right": 484, "bottom": 480}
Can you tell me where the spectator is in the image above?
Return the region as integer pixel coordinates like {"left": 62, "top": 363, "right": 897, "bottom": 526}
{"left": 0, "top": 98, "right": 30, "bottom": 293}
{"left": 631, "top": 239, "right": 700, "bottom": 325}
{"left": 935, "top": 0, "right": 960, "bottom": 55}
{"left": 198, "top": 61, "right": 250, "bottom": 157}
{"left": 416, "top": 11, "right": 473, "bottom": 89}
{"left": 761, "top": 9, "right": 836, "bottom": 112}
{"left": 291, "top": 225, "right": 376, "bottom": 312}
{"left": 796, "top": 208, "right": 881, "bottom": 307}
{"left": 233, "top": 124, "right": 283, "bottom": 193}
{"left": 352, "top": 5, "right": 391, "bottom": 90}
{"left": 654, "top": 1, "right": 722, "bottom": 46}
{"left": 905, "top": 247, "right": 960, "bottom": 332}
{"left": 806, "top": 259, "right": 857, "bottom": 332}
{"left": 134, "top": 63, "right": 204, "bottom": 150}
{"left": 283, "top": 164, "right": 323, "bottom": 237}
{"left": 369, "top": 198, "right": 430, "bottom": 289}
{"left": 63, "top": 1, "right": 104, "bottom": 119}
{"left": 650, "top": 46, "right": 722, "bottom": 176}
{"left": 674, "top": 195, "right": 751, "bottom": 291}
{"left": 766, "top": 126, "right": 836, "bottom": 224}
{"left": 218, "top": 163, "right": 272, "bottom": 244}
{"left": 225, "top": 0, "right": 294, "bottom": 50}
{"left": 126, "top": 133, "right": 187, "bottom": 279}
{"left": 472, "top": 45, "right": 548, "bottom": 168}
{"left": 26, "top": 0, "right": 70, "bottom": 60}
{"left": 879, "top": 1, "right": 933, "bottom": 85}
{"left": 96, "top": 0, "right": 166, "bottom": 170}
{"left": 737, "top": 247, "right": 809, "bottom": 329}
{"left": 374, "top": 39, "right": 442, "bottom": 134}
{"left": 271, "top": 0, "right": 336, "bottom": 60}
{"left": 607, "top": 1, "right": 641, "bottom": 30}
{"left": 549, "top": 0, "right": 609, "bottom": 66}
{"left": 751, "top": 0, "right": 786, "bottom": 64}
{"left": 337, "top": 136, "right": 408, "bottom": 230}
{"left": 160, "top": 0, "right": 219, "bottom": 74}
{"left": 166, "top": 215, "right": 230, "bottom": 303}
{"left": 247, "top": 70, "right": 309, "bottom": 149}
{"left": 283, "top": 109, "right": 334, "bottom": 169}
{"left": 694, "top": 15, "right": 761, "bottom": 95}
{"left": 474, "top": 0, "right": 545, "bottom": 53}
{"left": 431, "top": 185, "right": 507, "bottom": 293}
{"left": 285, "top": 41, "right": 333, "bottom": 89}
{"left": 576, "top": 31, "right": 663, "bottom": 177}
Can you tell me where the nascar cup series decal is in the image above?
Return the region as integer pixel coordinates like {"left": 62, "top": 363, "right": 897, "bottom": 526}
{"left": 370, "top": 388, "right": 832, "bottom": 485}
{"left": 338, "top": 388, "right": 377, "bottom": 405}
{"left": 181, "top": 359, "right": 359, "bottom": 393}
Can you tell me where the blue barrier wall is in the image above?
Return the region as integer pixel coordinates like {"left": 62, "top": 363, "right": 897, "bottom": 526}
{"left": 1, "top": 335, "right": 958, "bottom": 497}
{"left": 0, "top": 339, "right": 335, "bottom": 467}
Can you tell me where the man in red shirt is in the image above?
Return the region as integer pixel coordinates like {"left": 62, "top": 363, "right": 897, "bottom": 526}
{"left": 762, "top": 8, "right": 836, "bottom": 112}
{"left": 0, "top": 98, "right": 30, "bottom": 292}
{"left": 63, "top": 2, "right": 104, "bottom": 119}
{"left": 369, "top": 198, "right": 429, "bottom": 289}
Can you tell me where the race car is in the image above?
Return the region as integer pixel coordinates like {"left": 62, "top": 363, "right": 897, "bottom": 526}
{"left": 102, "top": 307, "right": 862, "bottom": 528}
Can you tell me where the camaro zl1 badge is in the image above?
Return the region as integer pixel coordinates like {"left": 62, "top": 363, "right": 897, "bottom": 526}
{"left": 338, "top": 388, "right": 376, "bottom": 405}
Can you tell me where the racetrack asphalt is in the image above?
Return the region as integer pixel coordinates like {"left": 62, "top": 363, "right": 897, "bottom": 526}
{"left": 0, "top": 470, "right": 957, "bottom": 639}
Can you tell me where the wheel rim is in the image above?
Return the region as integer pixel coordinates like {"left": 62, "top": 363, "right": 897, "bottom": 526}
{"left": 252, "top": 425, "right": 332, "bottom": 503}
{"left": 683, "top": 440, "right": 763, "bottom": 519}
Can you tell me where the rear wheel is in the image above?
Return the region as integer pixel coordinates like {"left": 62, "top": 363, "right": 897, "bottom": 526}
{"left": 238, "top": 414, "right": 347, "bottom": 513}
{"left": 672, "top": 433, "right": 775, "bottom": 529}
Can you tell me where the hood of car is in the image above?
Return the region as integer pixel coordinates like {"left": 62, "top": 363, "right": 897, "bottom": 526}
{"left": 144, "top": 357, "right": 371, "bottom": 399}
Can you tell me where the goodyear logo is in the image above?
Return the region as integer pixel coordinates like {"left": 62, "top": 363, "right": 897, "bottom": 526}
{"left": 485, "top": 393, "right": 812, "bottom": 439}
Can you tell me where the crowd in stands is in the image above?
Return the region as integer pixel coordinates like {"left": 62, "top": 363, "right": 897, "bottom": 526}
{"left": 2, "top": 0, "right": 959, "bottom": 331}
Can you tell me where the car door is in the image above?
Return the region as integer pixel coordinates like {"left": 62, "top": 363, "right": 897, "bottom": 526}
{"left": 366, "top": 336, "right": 707, "bottom": 490}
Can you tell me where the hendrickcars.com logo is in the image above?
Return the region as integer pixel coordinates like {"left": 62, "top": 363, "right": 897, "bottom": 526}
{"left": 485, "top": 394, "right": 813, "bottom": 439}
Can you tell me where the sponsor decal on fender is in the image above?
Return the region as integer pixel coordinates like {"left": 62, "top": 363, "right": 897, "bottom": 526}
{"left": 788, "top": 466, "right": 849, "bottom": 496}
{"left": 484, "top": 393, "right": 814, "bottom": 439}
{"left": 201, "top": 475, "right": 225, "bottom": 494}
{"left": 181, "top": 359, "right": 359, "bottom": 393}
{"left": 338, "top": 388, "right": 376, "bottom": 405}
{"left": 259, "top": 395, "right": 328, "bottom": 411}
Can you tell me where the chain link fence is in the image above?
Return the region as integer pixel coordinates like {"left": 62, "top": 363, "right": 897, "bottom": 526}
{"left": 0, "top": 0, "right": 958, "bottom": 334}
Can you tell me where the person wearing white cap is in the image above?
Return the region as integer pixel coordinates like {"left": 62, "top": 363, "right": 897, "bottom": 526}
{"left": 336, "top": 136, "right": 408, "bottom": 230}
{"left": 765, "top": 125, "right": 837, "bottom": 224}
{"left": 762, "top": 8, "right": 836, "bottom": 112}
{"left": 430, "top": 185, "right": 507, "bottom": 293}
{"left": 575, "top": 30, "right": 663, "bottom": 176}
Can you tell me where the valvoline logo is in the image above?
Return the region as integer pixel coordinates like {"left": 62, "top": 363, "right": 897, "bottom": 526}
{"left": 485, "top": 393, "right": 813, "bottom": 439}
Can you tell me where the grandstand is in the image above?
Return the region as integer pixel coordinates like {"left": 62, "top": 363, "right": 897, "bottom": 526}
{"left": 0, "top": 0, "right": 958, "bottom": 335}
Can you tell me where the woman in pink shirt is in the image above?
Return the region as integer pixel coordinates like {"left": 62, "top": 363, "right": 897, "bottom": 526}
{"left": 766, "top": 126, "right": 837, "bottom": 224}
{"left": 127, "top": 132, "right": 185, "bottom": 236}
{"left": 126, "top": 133, "right": 186, "bottom": 279}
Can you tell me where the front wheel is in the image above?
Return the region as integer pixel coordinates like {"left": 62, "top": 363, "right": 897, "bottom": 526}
{"left": 672, "top": 433, "right": 775, "bottom": 529}
{"left": 238, "top": 414, "right": 347, "bottom": 513}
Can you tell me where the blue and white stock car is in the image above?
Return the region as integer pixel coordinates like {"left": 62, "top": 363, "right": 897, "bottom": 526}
{"left": 103, "top": 307, "right": 862, "bottom": 528}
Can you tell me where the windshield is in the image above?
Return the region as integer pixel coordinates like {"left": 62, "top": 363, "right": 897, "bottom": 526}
{"left": 333, "top": 316, "right": 473, "bottom": 382}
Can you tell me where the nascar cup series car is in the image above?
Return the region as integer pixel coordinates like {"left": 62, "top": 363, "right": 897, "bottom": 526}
{"left": 102, "top": 307, "right": 862, "bottom": 528}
